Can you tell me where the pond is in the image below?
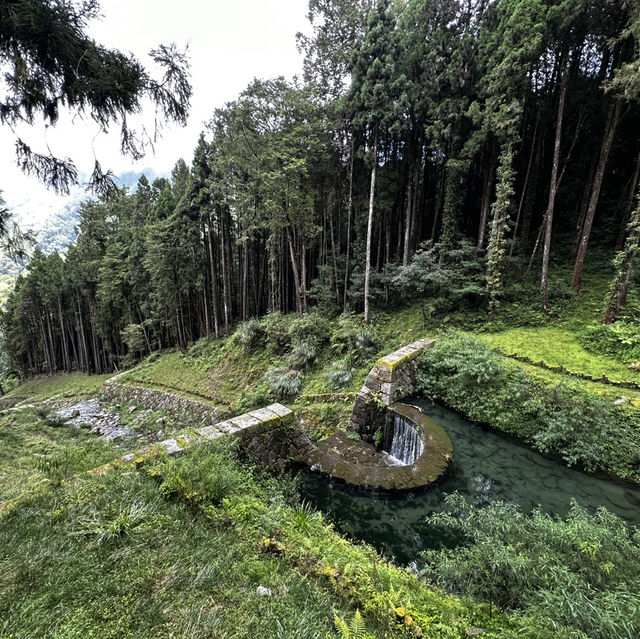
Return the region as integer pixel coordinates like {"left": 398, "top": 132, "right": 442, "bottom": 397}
{"left": 300, "top": 398, "right": 640, "bottom": 565}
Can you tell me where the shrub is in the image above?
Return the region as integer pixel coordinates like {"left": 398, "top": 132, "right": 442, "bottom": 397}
{"left": 421, "top": 494, "right": 640, "bottom": 639}
{"left": 325, "top": 360, "right": 353, "bottom": 390}
{"left": 260, "top": 312, "right": 292, "bottom": 352}
{"left": 264, "top": 367, "right": 302, "bottom": 398}
{"left": 234, "top": 318, "right": 265, "bottom": 351}
{"left": 287, "top": 338, "right": 318, "bottom": 370}
{"left": 578, "top": 322, "right": 640, "bottom": 363}
{"left": 287, "top": 313, "right": 331, "bottom": 349}
{"left": 157, "top": 440, "right": 246, "bottom": 506}
{"left": 331, "top": 313, "right": 379, "bottom": 363}
{"left": 75, "top": 502, "right": 152, "bottom": 547}
{"left": 418, "top": 335, "right": 640, "bottom": 479}
{"left": 120, "top": 323, "right": 147, "bottom": 364}
{"left": 391, "top": 240, "right": 486, "bottom": 308}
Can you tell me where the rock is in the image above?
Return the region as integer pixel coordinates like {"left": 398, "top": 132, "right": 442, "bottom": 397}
{"left": 256, "top": 586, "right": 272, "bottom": 597}
{"left": 71, "top": 409, "right": 80, "bottom": 418}
{"left": 155, "top": 417, "right": 166, "bottom": 425}
{"left": 614, "top": 396, "right": 627, "bottom": 405}
{"left": 629, "top": 362, "right": 640, "bottom": 371}
{"left": 156, "top": 430, "right": 164, "bottom": 438}
{"left": 128, "top": 406, "right": 137, "bottom": 414}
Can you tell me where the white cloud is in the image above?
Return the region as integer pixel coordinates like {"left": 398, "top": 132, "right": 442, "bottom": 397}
{"left": 0, "top": 0, "right": 308, "bottom": 222}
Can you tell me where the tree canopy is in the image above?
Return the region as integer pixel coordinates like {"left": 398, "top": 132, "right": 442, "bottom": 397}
{"left": 0, "top": 0, "right": 191, "bottom": 194}
{"left": 3, "top": 0, "right": 640, "bottom": 378}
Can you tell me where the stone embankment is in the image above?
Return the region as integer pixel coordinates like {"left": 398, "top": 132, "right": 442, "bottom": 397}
{"left": 99, "top": 374, "right": 311, "bottom": 470}
{"left": 116, "top": 402, "right": 312, "bottom": 471}
{"left": 349, "top": 338, "right": 434, "bottom": 439}
{"left": 101, "top": 374, "right": 219, "bottom": 424}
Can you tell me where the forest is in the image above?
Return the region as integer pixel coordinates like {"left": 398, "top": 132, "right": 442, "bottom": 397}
{"left": 3, "top": 0, "right": 640, "bottom": 377}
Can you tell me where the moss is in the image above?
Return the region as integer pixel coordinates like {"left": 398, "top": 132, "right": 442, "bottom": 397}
{"left": 6, "top": 372, "right": 112, "bottom": 403}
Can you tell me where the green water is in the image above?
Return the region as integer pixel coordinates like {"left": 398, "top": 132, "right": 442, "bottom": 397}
{"left": 300, "top": 398, "right": 640, "bottom": 565}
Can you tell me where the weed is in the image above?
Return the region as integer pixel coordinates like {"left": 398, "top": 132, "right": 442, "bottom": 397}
{"left": 264, "top": 367, "right": 303, "bottom": 398}
{"left": 75, "top": 502, "right": 152, "bottom": 546}
{"left": 325, "top": 360, "right": 353, "bottom": 390}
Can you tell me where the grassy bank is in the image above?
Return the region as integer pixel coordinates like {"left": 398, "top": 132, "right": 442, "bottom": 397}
{"left": 0, "top": 435, "right": 579, "bottom": 638}
{"left": 0, "top": 406, "right": 119, "bottom": 503}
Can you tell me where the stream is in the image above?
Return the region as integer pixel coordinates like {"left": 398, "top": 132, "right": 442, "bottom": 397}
{"left": 300, "top": 398, "right": 640, "bottom": 565}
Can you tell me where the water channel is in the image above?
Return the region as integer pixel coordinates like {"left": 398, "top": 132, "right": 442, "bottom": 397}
{"left": 300, "top": 397, "right": 640, "bottom": 565}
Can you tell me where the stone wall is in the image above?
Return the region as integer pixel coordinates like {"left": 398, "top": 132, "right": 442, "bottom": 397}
{"left": 305, "top": 401, "right": 451, "bottom": 491}
{"left": 116, "top": 401, "right": 310, "bottom": 473}
{"left": 349, "top": 338, "right": 434, "bottom": 438}
{"left": 101, "top": 375, "right": 219, "bottom": 425}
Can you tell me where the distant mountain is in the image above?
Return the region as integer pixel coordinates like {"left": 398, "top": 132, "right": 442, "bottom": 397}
{"left": 0, "top": 168, "right": 165, "bottom": 280}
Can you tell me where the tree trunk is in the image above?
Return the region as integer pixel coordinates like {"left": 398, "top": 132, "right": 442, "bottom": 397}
{"left": 301, "top": 235, "right": 309, "bottom": 313}
{"left": 219, "top": 209, "right": 231, "bottom": 336}
{"left": 510, "top": 111, "right": 539, "bottom": 257}
{"left": 486, "top": 143, "right": 516, "bottom": 313}
{"left": 402, "top": 165, "right": 414, "bottom": 266}
{"left": 57, "top": 296, "right": 71, "bottom": 372}
{"left": 242, "top": 237, "right": 249, "bottom": 321}
{"left": 328, "top": 195, "right": 340, "bottom": 304}
{"left": 364, "top": 133, "right": 377, "bottom": 324}
{"left": 478, "top": 144, "right": 497, "bottom": 250}
{"left": 541, "top": 55, "right": 568, "bottom": 313}
{"left": 603, "top": 192, "right": 640, "bottom": 324}
{"left": 287, "top": 226, "right": 304, "bottom": 316}
{"left": 343, "top": 137, "right": 354, "bottom": 311}
{"left": 615, "top": 149, "right": 640, "bottom": 252}
{"left": 207, "top": 214, "right": 220, "bottom": 338}
{"left": 571, "top": 100, "right": 621, "bottom": 291}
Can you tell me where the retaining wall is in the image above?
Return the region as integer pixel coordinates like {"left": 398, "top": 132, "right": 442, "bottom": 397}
{"left": 349, "top": 338, "right": 434, "bottom": 438}
{"left": 101, "top": 375, "right": 219, "bottom": 424}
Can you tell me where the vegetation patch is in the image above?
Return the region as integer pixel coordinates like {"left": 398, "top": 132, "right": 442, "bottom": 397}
{"left": 422, "top": 494, "right": 640, "bottom": 639}
{"left": 0, "top": 406, "right": 119, "bottom": 502}
{"left": 417, "top": 335, "right": 640, "bottom": 482}
{"left": 477, "top": 327, "right": 640, "bottom": 387}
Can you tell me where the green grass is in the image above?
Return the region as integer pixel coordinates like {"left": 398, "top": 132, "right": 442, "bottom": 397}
{"left": 476, "top": 326, "right": 640, "bottom": 386}
{"left": 121, "top": 344, "right": 273, "bottom": 411}
{"left": 0, "top": 466, "right": 356, "bottom": 639}
{"left": 4, "top": 372, "right": 111, "bottom": 404}
{"left": 0, "top": 407, "right": 120, "bottom": 502}
{"left": 511, "top": 358, "right": 640, "bottom": 405}
{"left": 0, "top": 439, "right": 531, "bottom": 639}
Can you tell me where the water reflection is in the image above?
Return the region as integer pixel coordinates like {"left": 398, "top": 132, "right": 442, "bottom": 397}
{"left": 300, "top": 398, "right": 640, "bottom": 564}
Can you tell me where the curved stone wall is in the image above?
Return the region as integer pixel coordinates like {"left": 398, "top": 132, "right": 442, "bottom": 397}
{"left": 305, "top": 401, "right": 451, "bottom": 491}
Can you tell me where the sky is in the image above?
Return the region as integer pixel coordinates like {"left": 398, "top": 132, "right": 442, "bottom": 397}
{"left": 1, "top": 0, "right": 309, "bottom": 223}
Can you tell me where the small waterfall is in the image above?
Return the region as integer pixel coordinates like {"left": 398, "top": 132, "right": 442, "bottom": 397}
{"left": 385, "top": 413, "right": 424, "bottom": 465}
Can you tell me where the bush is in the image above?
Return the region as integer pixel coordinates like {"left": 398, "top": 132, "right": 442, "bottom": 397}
{"left": 391, "top": 240, "right": 486, "bottom": 309}
{"left": 418, "top": 335, "right": 640, "bottom": 479}
{"left": 260, "top": 312, "right": 292, "bottom": 353}
{"left": 325, "top": 360, "right": 353, "bottom": 390}
{"left": 156, "top": 440, "right": 246, "bottom": 506}
{"left": 578, "top": 322, "right": 640, "bottom": 363}
{"left": 287, "top": 313, "right": 331, "bottom": 349}
{"left": 264, "top": 367, "right": 302, "bottom": 398}
{"left": 287, "top": 338, "right": 318, "bottom": 370}
{"left": 234, "top": 318, "right": 265, "bottom": 351}
{"left": 331, "top": 313, "right": 379, "bottom": 363}
{"left": 421, "top": 494, "right": 640, "bottom": 639}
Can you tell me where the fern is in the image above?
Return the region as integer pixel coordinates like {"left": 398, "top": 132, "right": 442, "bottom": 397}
{"left": 332, "top": 611, "right": 372, "bottom": 639}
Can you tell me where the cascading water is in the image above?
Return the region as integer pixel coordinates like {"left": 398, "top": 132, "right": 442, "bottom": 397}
{"left": 385, "top": 413, "right": 424, "bottom": 465}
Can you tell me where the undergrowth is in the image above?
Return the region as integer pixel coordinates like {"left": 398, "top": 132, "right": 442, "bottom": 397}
{"left": 418, "top": 335, "right": 640, "bottom": 481}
